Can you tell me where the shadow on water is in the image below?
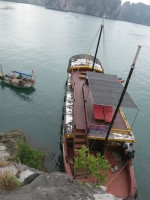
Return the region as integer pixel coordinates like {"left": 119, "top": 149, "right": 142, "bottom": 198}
{"left": 42, "top": 91, "right": 65, "bottom": 173}
{"left": 44, "top": 147, "right": 65, "bottom": 173}
{"left": 54, "top": 84, "right": 66, "bottom": 172}
{"left": 55, "top": 120, "right": 65, "bottom": 172}
{"left": 0, "top": 81, "right": 36, "bottom": 101}
{"left": 43, "top": 120, "right": 65, "bottom": 173}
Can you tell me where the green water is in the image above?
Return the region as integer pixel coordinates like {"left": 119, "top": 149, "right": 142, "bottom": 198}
{"left": 0, "top": 1, "right": 150, "bottom": 198}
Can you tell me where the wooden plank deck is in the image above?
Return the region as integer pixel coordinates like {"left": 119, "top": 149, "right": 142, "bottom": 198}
{"left": 72, "top": 71, "right": 87, "bottom": 131}
{"left": 105, "top": 149, "right": 129, "bottom": 198}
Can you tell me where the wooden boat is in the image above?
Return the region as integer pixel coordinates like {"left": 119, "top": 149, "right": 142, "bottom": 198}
{"left": 0, "top": 66, "right": 35, "bottom": 89}
{"left": 63, "top": 23, "right": 141, "bottom": 199}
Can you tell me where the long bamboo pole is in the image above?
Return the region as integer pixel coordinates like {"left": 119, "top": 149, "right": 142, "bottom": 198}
{"left": 102, "top": 45, "right": 142, "bottom": 155}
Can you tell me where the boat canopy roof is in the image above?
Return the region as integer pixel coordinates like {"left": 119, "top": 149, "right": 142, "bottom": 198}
{"left": 13, "top": 71, "right": 32, "bottom": 77}
{"left": 68, "top": 54, "right": 103, "bottom": 72}
{"left": 87, "top": 71, "right": 138, "bottom": 109}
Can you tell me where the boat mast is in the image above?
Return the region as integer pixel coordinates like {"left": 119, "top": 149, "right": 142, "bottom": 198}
{"left": 92, "top": 20, "right": 104, "bottom": 71}
{"left": 102, "top": 45, "right": 142, "bottom": 155}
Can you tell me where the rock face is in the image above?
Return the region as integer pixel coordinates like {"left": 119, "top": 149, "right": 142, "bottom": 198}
{"left": 0, "top": 172, "right": 118, "bottom": 200}
{"left": 0, "top": 130, "right": 26, "bottom": 156}
{"left": 118, "top": 2, "right": 150, "bottom": 26}
{"left": 45, "top": 0, "right": 121, "bottom": 19}
{"left": 0, "top": 130, "right": 43, "bottom": 186}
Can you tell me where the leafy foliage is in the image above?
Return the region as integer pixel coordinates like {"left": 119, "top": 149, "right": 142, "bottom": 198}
{"left": 0, "top": 171, "right": 22, "bottom": 191}
{"left": 74, "top": 145, "right": 110, "bottom": 184}
{"left": 10, "top": 141, "right": 45, "bottom": 170}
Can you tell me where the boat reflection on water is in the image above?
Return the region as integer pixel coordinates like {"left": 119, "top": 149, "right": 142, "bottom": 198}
{"left": 0, "top": 81, "right": 36, "bottom": 102}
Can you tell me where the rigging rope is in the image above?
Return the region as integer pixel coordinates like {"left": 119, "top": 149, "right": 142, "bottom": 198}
{"left": 106, "top": 160, "right": 130, "bottom": 187}
{"left": 102, "top": 27, "right": 109, "bottom": 73}
{"left": 106, "top": 160, "right": 142, "bottom": 200}
{"left": 86, "top": 26, "right": 101, "bottom": 55}
{"left": 137, "top": 185, "right": 142, "bottom": 200}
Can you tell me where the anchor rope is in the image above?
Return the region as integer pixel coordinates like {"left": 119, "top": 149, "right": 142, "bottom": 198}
{"left": 137, "top": 185, "right": 142, "bottom": 200}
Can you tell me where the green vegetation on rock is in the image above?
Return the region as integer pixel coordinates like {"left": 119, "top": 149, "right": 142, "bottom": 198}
{"left": 0, "top": 171, "right": 22, "bottom": 192}
{"left": 10, "top": 141, "right": 45, "bottom": 170}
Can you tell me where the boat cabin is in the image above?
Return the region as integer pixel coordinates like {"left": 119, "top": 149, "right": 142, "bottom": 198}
{"left": 84, "top": 71, "right": 137, "bottom": 143}
{"left": 64, "top": 69, "right": 137, "bottom": 144}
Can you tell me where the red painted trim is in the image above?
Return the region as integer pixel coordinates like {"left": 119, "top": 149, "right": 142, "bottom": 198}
{"left": 62, "top": 134, "right": 73, "bottom": 181}
{"left": 127, "top": 162, "right": 137, "bottom": 198}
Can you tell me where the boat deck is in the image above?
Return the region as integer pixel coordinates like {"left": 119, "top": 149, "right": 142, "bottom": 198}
{"left": 105, "top": 149, "right": 129, "bottom": 198}
{"left": 72, "top": 71, "right": 87, "bottom": 131}
{"left": 73, "top": 147, "right": 130, "bottom": 198}
{"left": 71, "top": 70, "right": 132, "bottom": 141}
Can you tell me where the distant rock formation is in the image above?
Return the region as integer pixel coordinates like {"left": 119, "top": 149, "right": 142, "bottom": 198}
{"left": 1, "top": 0, "right": 150, "bottom": 26}
{"left": 118, "top": 1, "right": 150, "bottom": 26}
{"left": 45, "top": 0, "right": 121, "bottom": 19}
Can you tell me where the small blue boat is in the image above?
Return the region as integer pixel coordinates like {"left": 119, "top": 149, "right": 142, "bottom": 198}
{"left": 0, "top": 65, "right": 35, "bottom": 89}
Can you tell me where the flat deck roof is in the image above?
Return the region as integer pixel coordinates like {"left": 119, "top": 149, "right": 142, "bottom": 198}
{"left": 71, "top": 70, "right": 135, "bottom": 142}
{"left": 87, "top": 71, "right": 137, "bottom": 109}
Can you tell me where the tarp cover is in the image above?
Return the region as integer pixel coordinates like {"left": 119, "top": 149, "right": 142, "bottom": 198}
{"left": 87, "top": 71, "right": 137, "bottom": 109}
{"left": 13, "top": 71, "right": 32, "bottom": 77}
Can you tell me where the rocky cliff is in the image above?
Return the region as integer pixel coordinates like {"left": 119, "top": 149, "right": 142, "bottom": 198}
{"left": 0, "top": 130, "right": 118, "bottom": 200}
{"left": 45, "top": 0, "right": 121, "bottom": 19}
{"left": 1, "top": 0, "right": 150, "bottom": 26}
{"left": 118, "top": 1, "right": 150, "bottom": 26}
{"left": 0, "top": 172, "right": 118, "bottom": 200}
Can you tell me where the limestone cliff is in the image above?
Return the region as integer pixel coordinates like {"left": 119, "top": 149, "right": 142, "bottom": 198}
{"left": 45, "top": 0, "right": 121, "bottom": 19}
{"left": 1, "top": 0, "right": 150, "bottom": 26}
{"left": 118, "top": 1, "right": 150, "bottom": 26}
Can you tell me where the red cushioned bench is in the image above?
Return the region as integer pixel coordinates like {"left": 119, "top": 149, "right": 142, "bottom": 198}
{"left": 104, "top": 106, "right": 114, "bottom": 123}
{"left": 93, "top": 104, "right": 105, "bottom": 121}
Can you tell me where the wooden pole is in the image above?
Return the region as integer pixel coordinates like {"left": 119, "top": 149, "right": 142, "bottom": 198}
{"left": 102, "top": 45, "right": 142, "bottom": 155}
